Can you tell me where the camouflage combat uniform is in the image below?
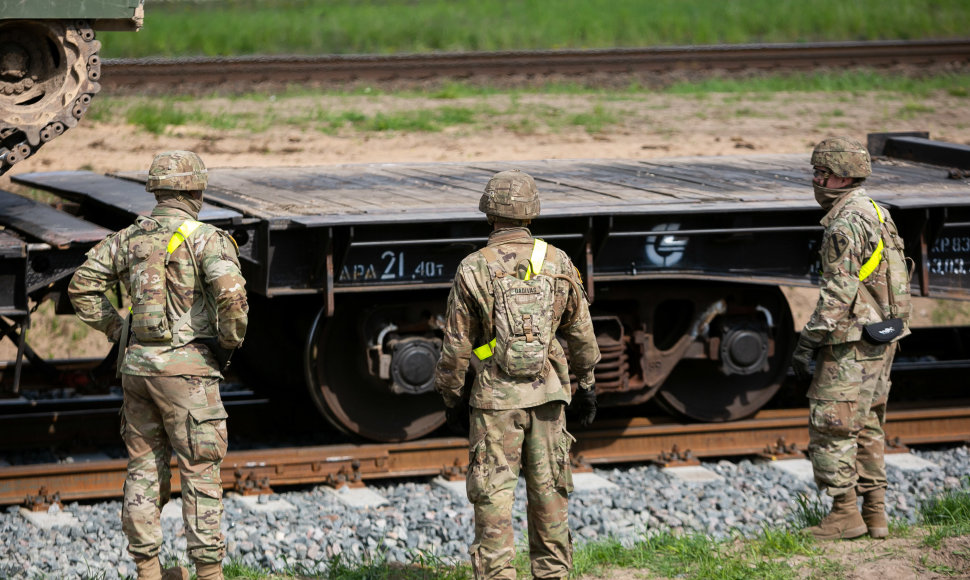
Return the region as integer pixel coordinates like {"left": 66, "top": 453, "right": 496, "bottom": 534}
{"left": 69, "top": 159, "right": 248, "bottom": 568}
{"left": 798, "top": 187, "right": 910, "bottom": 498}
{"left": 435, "top": 226, "right": 601, "bottom": 580}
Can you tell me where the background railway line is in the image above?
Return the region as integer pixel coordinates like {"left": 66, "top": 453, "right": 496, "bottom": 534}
{"left": 99, "top": 39, "right": 970, "bottom": 91}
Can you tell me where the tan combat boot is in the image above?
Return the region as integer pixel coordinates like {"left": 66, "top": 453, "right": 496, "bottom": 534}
{"left": 862, "top": 488, "right": 889, "bottom": 539}
{"left": 806, "top": 489, "right": 867, "bottom": 540}
{"left": 134, "top": 557, "right": 162, "bottom": 580}
{"left": 161, "top": 565, "right": 190, "bottom": 580}
{"left": 195, "top": 561, "right": 225, "bottom": 580}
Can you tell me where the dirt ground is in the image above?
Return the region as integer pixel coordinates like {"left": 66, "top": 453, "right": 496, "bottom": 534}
{"left": 3, "top": 81, "right": 970, "bottom": 577}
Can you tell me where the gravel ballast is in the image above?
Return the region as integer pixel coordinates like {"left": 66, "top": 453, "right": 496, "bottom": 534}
{"left": 1, "top": 444, "right": 967, "bottom": 579}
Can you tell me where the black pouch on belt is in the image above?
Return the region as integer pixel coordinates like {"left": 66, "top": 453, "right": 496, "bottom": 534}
{"left": 862, "top": 318, "right": 904, "bottom": 344}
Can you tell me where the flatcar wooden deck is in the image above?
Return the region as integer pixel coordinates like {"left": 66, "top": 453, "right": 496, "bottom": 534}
{"left": 13, "top": 146, "right": 970, "bottom": 300}
{"left": 96, "top": 153, "right": 970, "bottom": 225}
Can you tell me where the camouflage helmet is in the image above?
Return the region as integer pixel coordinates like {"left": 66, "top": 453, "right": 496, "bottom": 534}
{"left": 145, "top": 150, "right": 208, "bottom": 193}
{"left": 479, "top": 169, "right": 540, "bottom": 220}
{"left": 811, "top": 137, "right": 871, "bottom": 179}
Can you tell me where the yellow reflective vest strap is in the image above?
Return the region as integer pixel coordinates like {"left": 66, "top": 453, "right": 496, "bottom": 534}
{"left": 473, "top": 338, "right": 497, "bottom": 361}
{"left": 475, "top": 238, "right": 547, "bottom": 360}
{"left": 166, "top": 220, "right": 203, "bottom": 255}
{"left": 524, "top": 238, "right": 548, "bottom": 281}
{"left": 858, "top": 200, "right": 885, "bottom": 281}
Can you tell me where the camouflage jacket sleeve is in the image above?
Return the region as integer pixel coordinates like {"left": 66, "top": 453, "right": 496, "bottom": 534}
{"left": 433, "top": 264, "right": 482, "bottom": 408}
{"left": 802, "top": 211, "right": 871, "bottom": 346}
{"left": 200, "top": 230, "right": 249, "bottom": 349}
{"left": 68, "top": 232, "right": 125, "bottom": 342}
{"left": 556, "top": 253, "right": 601, "bottom": 390}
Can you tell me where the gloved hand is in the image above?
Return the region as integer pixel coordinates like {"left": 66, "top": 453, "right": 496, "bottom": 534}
{"left": 197, "top": 338, "right": 233, "bottom": 372}
{"left": 570, "top": 387, "right": 597, "bottom": 427}
{"left": 445, "top": 399, "right": 470, "bottom": 435}
{"left": 791, "top": 341, "right": 816, "bottom": 383}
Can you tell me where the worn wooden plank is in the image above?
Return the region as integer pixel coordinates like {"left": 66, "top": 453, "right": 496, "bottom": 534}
{"left": 14, "top": 154, "right": 970, "bottom": 227}
{"left": 0, "top": 189, "right": 110, "bottom": 248}
{"left": 11, "top": 171, "right": 241, "bottom": 223}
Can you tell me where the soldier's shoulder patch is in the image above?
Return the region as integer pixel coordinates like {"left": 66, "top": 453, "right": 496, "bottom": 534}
{"left": 825, "top": 229, "right": 851, "bottom": 264}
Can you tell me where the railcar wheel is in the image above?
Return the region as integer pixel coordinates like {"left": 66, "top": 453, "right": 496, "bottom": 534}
{"left": 655, "top": 287, "right": 795, "bottom": 422}
{"left": 305, "top": 304, "right": 445, "bottom": 442}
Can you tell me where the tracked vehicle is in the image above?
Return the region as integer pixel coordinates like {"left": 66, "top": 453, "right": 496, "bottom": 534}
{"left": 0, "top": 0, "right": 144, "bottom": 175}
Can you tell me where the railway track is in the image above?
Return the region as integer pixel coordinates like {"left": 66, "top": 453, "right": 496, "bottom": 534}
{"left": 3, "top": 402, "right": 969, "bottom": 507}
{"left": 100, "top": 39, "right": 970, "bottom": 90}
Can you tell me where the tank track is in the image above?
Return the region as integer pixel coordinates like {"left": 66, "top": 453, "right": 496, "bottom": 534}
{"left": 0, "top": 19, "right": 102, "bottom": 176}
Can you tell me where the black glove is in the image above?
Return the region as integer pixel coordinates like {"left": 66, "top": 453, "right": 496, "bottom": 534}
{"left": 791, "top": 340, "right": 816, "bottom": 383}
{"left": 445, "top": 399, "right": 470, "bottom": 435}
{"left": 197, "top": 338, "right": 233, "bottom": 372}
{"left": 570, "top": 387, "right": 597, "bottom": 427}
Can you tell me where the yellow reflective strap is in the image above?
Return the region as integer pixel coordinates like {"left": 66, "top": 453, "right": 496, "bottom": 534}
{"left": 474, "top": 338, "right": 497, "bottom": 360}
{"left": 859, "top": 238, "right": 884, "bottom": 281}
{"left": 859, "top": 200, "right": 886, "bottom": 281}
{"left": 524, "top": 238, "right": 547, "bottom": 281}
{"left": 166, "top": 220, "right": 203, "bottom": 254}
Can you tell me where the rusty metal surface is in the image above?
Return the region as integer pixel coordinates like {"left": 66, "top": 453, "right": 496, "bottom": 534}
{"left": 3, "top": 403, "right": 969, "bottom": 506}
{"left": 99, "top": 40, "right": 970, "bottom": 90}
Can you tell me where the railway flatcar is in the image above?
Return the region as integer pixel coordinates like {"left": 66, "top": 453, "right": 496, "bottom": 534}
{"left": 0, "top": 0, "right": 144, "bottom": 175}
{"left": 3, "top": 131, "right": 970, "bottom": 444}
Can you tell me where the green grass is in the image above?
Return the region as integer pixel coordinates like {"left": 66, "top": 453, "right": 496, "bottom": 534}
{"left": 83, "top": 69, "right": 970, "bottom": 139}
{"left": 221, "top": 550, "right": 470, "bottom": 579}
{"left": 919, "top": 478, "right": 970, "bottom": 548}
{"left": 791, "top": 492, "right": 828, "bottom": 529}
{"left": 98, "top": 0, "right": 970, "bottom": 58}
{"left": 665, "top": 69, "right": 970, "bottom": 95}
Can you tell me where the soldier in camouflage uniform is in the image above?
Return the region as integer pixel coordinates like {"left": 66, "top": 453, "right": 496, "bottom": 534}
{"left": 434, "top": 169, "right": 601, "bottom": 579}
{"left": 791, "top": 137, "right": 912, "bottom": 541}
{"left": 69, "top": 151, "right": 248, "bottom": 580}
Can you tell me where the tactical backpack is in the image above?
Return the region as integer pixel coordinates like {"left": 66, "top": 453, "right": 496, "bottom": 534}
{"left": 858, "top": 199, "right": 913, "bottom": 343}
{"left": 127, "top": 216, "right": 206, "bottom": 343}
{"left": 474, "top": 239, "right": 579, "bottom": 379}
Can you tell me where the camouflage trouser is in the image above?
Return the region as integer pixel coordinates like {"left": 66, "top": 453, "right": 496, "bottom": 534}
{"left": 121, "top": 374, "right": 229, "bottom": 564}
{"left": 466, "top": 401, "right": 575, "bottom": 580}
{"left": 808, "top": 340, "right": 896, "bottom": 497}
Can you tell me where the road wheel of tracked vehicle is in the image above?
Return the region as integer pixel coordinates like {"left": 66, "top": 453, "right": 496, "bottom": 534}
{"left": 655, "top": 285, "right": 795, "bottom": 422}
{"left": 0, "top": 20, "right": 101, "bottom": 174}
{"left": 305, "top": 303, "right": 446, "bottom": 442}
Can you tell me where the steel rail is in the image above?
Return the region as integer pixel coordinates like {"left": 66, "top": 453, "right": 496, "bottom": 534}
{"left": 3, "top": 403, "right": 969, "bottom": 506}
{"left": 100, "top": 39, "right": 970, "bottom": 89}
